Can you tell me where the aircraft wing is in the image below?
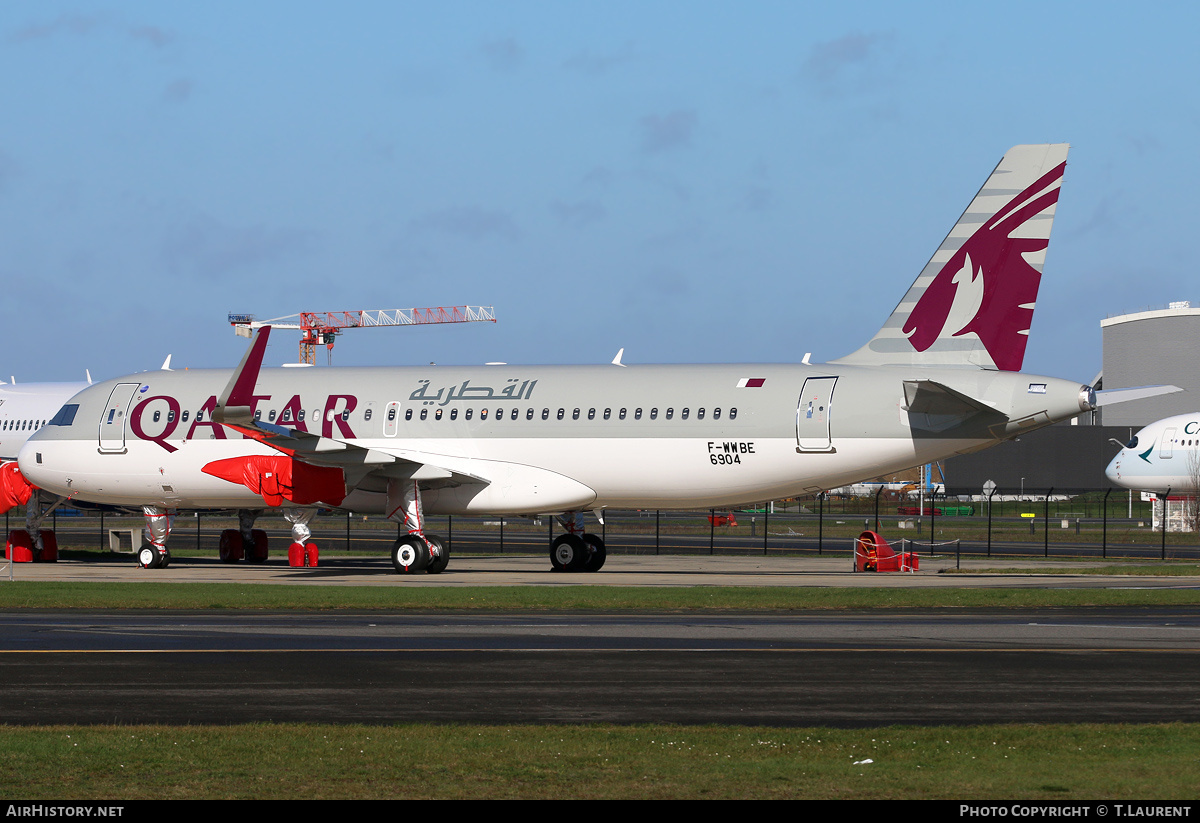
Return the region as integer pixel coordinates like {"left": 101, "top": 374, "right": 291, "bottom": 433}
{"left": 209, "top": 327, "right": 483, "bottom": 489}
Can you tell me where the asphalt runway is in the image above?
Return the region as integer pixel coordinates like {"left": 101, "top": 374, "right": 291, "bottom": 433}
{"left": 5, "top": 554, "right": 1199, "bottom": 727}
{"left": 2, "top": 608, "right": 1199, "bottom": 726}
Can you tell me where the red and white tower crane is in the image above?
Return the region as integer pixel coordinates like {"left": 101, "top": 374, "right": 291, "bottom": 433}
{"left": 228, "top": 306, "right": 496, "bottom": 364}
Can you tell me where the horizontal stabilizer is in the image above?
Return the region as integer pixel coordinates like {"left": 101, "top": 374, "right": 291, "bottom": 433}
{"left": 1094, "top": 385, "right": 1182, "bottom": 407}
{"left": 902, "top": 379, "right": 1000, "bottom": 416}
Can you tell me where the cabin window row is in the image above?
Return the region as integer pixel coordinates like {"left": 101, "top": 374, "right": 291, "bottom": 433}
{"left": 1, "top": 418, "right": 46, "bottom": 431}
{"left": 164, "top": 405, "right": 738, "bottom": 426}
{"left": 397, "top": 406, "right": 737, "bottom": 422}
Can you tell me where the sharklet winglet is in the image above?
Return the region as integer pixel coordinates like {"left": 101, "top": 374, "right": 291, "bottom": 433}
{"left": 213, "top": 326, "right": 271, "bottom": 425}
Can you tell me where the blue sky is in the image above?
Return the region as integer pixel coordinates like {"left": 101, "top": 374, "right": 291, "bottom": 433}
{"left": 2, "top": 1, "right": 1196, "bottom": 383}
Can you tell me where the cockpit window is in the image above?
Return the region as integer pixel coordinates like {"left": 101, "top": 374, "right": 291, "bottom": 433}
{"left": 1126, "top": 435, "right": 1139, "bottom": 449}
{"left": 48, "top": 404, "right": 79, "bottom": 426}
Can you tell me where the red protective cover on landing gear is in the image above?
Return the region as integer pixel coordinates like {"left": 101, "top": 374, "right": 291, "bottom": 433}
{"left": 4, "top": 530, "right": 57, "bottom": 562}
{"left": 201, "top": 456, "right": 346, "bottom": 507}
{"left": 288, "top": 542, "right": 320, "bottom": 567}
{"left": 36, "top": 530, "right": 57, "bottom": 562}
{"left": 0, "top": 462, "right": 35, "bottom": 515}
{"left": 6, "top": 529, "right": 33, "bottom": 562}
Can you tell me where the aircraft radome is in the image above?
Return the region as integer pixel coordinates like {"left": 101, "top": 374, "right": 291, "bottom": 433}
{"left": 18, "top": 144, "right": 1153, "bottom": 573}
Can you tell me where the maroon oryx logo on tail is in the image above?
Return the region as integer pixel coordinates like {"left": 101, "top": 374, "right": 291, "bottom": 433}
{"left": 902, "top": 162, "right": 1066, "bottom": 371}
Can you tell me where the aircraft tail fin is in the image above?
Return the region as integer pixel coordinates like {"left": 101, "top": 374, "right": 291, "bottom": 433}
{"left": 833, "top": 143, "right": 1068, "bottom": 371}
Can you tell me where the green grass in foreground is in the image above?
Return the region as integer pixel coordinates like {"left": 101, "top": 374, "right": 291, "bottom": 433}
{"left": 946, "top": 564, "right": 1200, "bottom": 576}
{"left": 1, "top": 723, "right": 1195, "bottom": 799}
{"left": 1, "top": 581, "right": 1199, "bottom": 610}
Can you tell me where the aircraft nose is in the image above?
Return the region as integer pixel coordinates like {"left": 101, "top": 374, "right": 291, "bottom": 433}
{"left": 16, "top": 436, "right": 54, "bottom": 491}
{"left": 1105, "top": 449, "right": 1127, "bottom": 488}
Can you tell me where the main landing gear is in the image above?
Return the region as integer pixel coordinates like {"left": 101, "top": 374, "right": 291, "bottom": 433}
{"left": 217, "top": 509, "right": 269, "bottom": 564}
{"left": 387, "top": 479, "right": 449, "bottom": 575}
{"left": 5, "top": 490, "right": 67, "bottom": 563}
{"left": 549, "top": 512, "right": 606, "bottom": 572}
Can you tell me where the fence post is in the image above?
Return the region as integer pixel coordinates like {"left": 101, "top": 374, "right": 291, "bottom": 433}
{"left": 1044, "top": 488, "right": 1052, "bottom": 557}
{"left": 763, "top": 501, "right": 769, "bottom": 555}
{"left": 1102, "top": 487, "right": 1111, "bottom": 559}
{"left": 818, "top": 493, "right": 824, "bottom": 555}
{"left": 656, "top": 510, "right": 660, "bottom": 556}
{"left": 986, "top": 487, "right": 995, "bottom": 558}
{"left": 1161, "top": 489, "right": 1170, "bottom": 560}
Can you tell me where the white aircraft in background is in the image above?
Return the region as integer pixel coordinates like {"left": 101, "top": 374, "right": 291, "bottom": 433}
{"left": 20, "top": 144, "right": 1158, "bottom": 573}
{"left": 1106, "top": 413, "right": 1200, "bottom": 495}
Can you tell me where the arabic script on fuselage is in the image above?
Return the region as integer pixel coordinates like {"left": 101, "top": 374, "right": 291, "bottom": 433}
{"left": 408, "top": 378, "right": 538, "bottom": 406}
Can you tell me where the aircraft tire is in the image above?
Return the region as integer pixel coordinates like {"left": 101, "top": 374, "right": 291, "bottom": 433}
{"left": 246, "top": 529, "right": 269, "bottom": 564}
{"left": 582, "top": 533, "right": 606, "bottom": 572}
{"left": 392, "top": 536, "right": 429, "bottom": 574}
{"left": 137, "top": 545, "right": 161, "bottom": 569}
{"left": 550, "top": 534, "right": 589, "bottom": 572}
{"left": 218, "top": 529, "right": 244, "bottom": 563}
{"left": 425, "top": 535, "right": 449, "bottom": 574}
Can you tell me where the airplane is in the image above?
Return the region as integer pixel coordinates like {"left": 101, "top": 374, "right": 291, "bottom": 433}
{"left": 1105, "top": 413, "right": 1200, "bottom": 495}
{"left": 1, "top": 377, "right": 92, "bottom": 560}
{"left": 20, "top": 143, "right": 1146, "bottom": 573}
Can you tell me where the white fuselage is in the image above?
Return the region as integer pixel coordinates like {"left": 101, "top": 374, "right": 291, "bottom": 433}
{"left": 19, "top": 362, "right": 1090, "bottom": 514}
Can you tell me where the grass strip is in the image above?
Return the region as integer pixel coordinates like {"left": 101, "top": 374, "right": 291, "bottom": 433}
{"left": 947, "top": 564, "right": 1200, "bottom": 576}
{"left": 0, "top": 581, "right": 1198, "bottom": 610}
{"left": 1, "top": 722, "right": 1195, "bottom": 800}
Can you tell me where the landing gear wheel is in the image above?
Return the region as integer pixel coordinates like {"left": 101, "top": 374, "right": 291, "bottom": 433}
{"left": 219, "top": 529, "right": 244, "bottom": 563}
{"left": 246, "top": 529, "right": 269, "bottom": 564}
{"left": 582, "top": 533, "right": 606, "bottom": 572}
{"left": 550, "top": 534, "right": 589, "bottom": 572}
{"left": 424, "top": 534, "right": 449, "bottom": 574}
{"left": 160, "top": 549, "right": 171, "bottom": 569}
{"left": 137, "top": 545, "right": 163, "bottom": 569}
{"left": 392, "top": 535, "right": 430, "bottom": 574}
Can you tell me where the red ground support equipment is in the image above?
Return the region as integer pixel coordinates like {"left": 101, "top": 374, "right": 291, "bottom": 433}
{"left": 854, "top": 530, "right": 918, "bottom": 572}
{"left": 707, "top": 511, "right": 739, "bottom": 527}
